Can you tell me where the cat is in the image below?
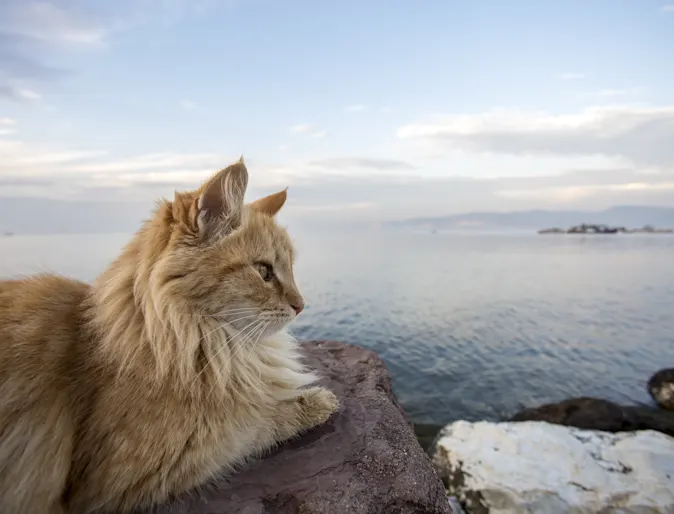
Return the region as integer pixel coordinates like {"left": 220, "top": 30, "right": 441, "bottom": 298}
{"left": 0, "top": 158, "right": 339, "bottom": 514}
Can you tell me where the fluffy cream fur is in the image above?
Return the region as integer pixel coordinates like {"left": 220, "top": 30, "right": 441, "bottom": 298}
{"left": 0, "top": 159, "right": 339, "bottom": 514}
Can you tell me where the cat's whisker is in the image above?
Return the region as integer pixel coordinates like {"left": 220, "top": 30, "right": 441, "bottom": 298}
{"left": 222, "top": 321, "right": 270, "bottom": 399}
{"left": 205, "top": 321, "right": 268, "bottom": 400}
{"left": 225, "top": 314, "right": 260, "bottom": 326}
{"left": 226, "top": 318, "right": 265, "bottom": 363}
{"left": 242, "top": 320, "right": 272, "bottom": 375}
{"left": 228, "top": 320, "right": 265, "bottom": 364}
{"left": 191, "top": 313, "right": 256, "bottom": 351}
{"left": 187, "top": 320, "right": 241, "bottom": 387}
{"left": 190, "top": 317, "right": 262, "bottom": 391}
{"left": 217, "top": 307, "right": 259, "bottom": 315}
{"left": 171, "top": 308, "right": 258, "bottom": 319}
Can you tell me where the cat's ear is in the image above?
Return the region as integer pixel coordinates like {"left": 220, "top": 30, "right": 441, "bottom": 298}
{"left": 250, "top": 188, "right": 287, "bottom": 217}
{"left": 195, "top": 158, "right": 248, "bottom": 234}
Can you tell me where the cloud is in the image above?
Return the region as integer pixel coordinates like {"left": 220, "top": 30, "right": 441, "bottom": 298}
{"left": 289, "top": 123, "right": 314, "bottom": 133}
{"left": 0, "top": 1, "right": 217, "bottom": 103}
{"left": 558, "top": 72, "right": 585, "bottom": 80}
{"left": 379, "top": 106, "right": 393, "bottom": 114}
{"left": 1, "top": 2, "right": 105, "bottom": 45}
{"left": 291, "top": 201, "right": 375, "bottom": 213}
{"left": 181, "top": 99, "right": 197, "bottom": 110}
{"left": 289, "top": 123, "right": 328, "bottom": 139}
{"left": 0, "top": 1, "right": 103, "bottom": 103}
{"left": 306, "top": 157, "right": 415, "bottom": 172}
{"left": 0, "top": 85, "right": 41, "bottom": 102}
{"left": 0, "top": 131, "right": 319, "bottom": 201}
{"left": 577, "top": 88, "right": 641, "bottom": 100}
{"left": 2, "top": 142, "right": 674, "bottom": 222}
{"left": 345, "top": 104, "right": 366, "bottom": 113}
{"left": 0, "top": 117, "right": 15, "bottom": 135}
{"left": 249, "top": 157, "right": 417, "bottom": 186}
{"left": 596, "top": 89, "right": 632, "bottom": 97}
{"left": 495, "top": 181, "right": 674, "bottom": 205}
{"left": 662, "top": 4, "right": 674, "bottom": 12}
{"left": 397, "top": 105, "right": 674, "bottom": 169}
{"left": 2, "top": 108, "right": 673, "bottom": 222}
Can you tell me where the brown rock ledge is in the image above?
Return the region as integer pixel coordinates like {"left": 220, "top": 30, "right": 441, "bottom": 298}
{"left": 140, "top": 340, "right": 450, "bottom": 514}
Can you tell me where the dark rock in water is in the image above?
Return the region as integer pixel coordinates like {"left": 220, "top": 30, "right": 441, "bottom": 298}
{"left": 146, "top": 341, "right": 450, "bottom": 514}
{"left": 648, "top": 368, "right": 674, "bottom": 411}
{"left": 510, "top": 396, "right": 674, "bottom": 437}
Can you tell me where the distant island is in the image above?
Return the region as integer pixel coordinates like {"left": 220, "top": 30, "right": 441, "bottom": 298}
{"left": 538, "top": 224, "right": 674, "bottom": 235}
{"left": 386, "top": 206, "right": 674, "bottom": 232}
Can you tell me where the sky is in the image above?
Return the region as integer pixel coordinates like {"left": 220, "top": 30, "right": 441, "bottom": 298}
{"left": 1, "top": 0, "right": 674, "bottom": 226}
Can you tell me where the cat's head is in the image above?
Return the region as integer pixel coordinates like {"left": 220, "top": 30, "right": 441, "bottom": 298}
{"left": 157, "top": 158, "right": 303, "bottom": 340}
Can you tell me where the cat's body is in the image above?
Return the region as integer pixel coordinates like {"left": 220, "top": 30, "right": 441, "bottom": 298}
{"left": 0, "top": 159, "right": 338, "bottom": 514}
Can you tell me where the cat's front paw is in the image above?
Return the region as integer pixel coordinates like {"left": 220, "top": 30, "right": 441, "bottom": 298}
{"left": 298, "top": 387, "right": 339, "bottom": 428}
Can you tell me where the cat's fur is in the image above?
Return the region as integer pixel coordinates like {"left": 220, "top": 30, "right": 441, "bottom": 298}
{"left": 0, "top": 159, "right": 339, "bottom": 514}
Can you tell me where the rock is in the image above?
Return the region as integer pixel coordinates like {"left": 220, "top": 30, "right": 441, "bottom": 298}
{"left": 509, "top": 396, "right": 674, "bottom": 437}
{"left": 648, "top": 368, "right": 674, "bottom": 411}
{"left": 432, "top": 420, "right": 674, "bottom": 514}
{"left": 144, "top": 341, "right": 450, "bottom": 514}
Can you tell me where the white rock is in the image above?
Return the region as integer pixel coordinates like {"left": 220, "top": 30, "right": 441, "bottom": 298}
{"left": 432, "top": 420, "right": 674, "bottom": 514}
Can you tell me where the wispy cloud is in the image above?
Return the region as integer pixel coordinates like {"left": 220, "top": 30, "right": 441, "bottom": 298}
{"left": 0, "top": 1, "right": 216, "bottom": 104}
{"left": 3, "top": 125, "right": 674, "bottom": 219}
{"left": 558, "top": 72, "right": 585, "bottom": 80}
{"left": 307, "top": 157, "right": 415, "bottom": 172}
{"left": 397, "top": 105, "right": 674, "bottom": 169}
{"left": 496, "top": 181, "right": 674, "bottom": 205}
{"left": 180, "top": 99, "right": 197, "bottom": 110}
{"left": 0, "top": 1, "right": 104, "bottom": 103}
{"left": 0, "top": 1, "right": 106, "bottom": 45}
{"left": 0, "top": 86, "right": 42, "bottom": 102}
{"left": 345, "top": 104, "right": 366, "bottom": 113}
{"left": 0, "top": 118, "right": 16, "bottom": 136}
{"left": 0, "top": 133, "right": 317, "bottom": 199}
{"left": 577, "top": 88, "right": 641, "bottom": 99}
{"left": 292, "top": 201, "right": 375, "bottom": 213}
{"left": 379, "top": 106, "right": 393, "bottom": 114}
{"left": 289, "top": 123, "right": 328, "bottom": 139}
{"left": 661, "top": 4, "right": 674, "bottom": 12}
{"left": 595, "top": 88, "right": 633, "bottom": 97}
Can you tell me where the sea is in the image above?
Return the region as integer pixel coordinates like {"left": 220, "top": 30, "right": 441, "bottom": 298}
{"left": 2, "top": 227, "right": 673, "bottom": 426}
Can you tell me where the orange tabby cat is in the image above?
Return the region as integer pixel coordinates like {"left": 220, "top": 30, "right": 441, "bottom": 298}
{"left": 0, "top": 158, "right": 339, "bottom": 514}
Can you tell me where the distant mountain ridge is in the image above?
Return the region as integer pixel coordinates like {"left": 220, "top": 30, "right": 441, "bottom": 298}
{"left": 386, "top": 206, "right": 674, "bottom": 231}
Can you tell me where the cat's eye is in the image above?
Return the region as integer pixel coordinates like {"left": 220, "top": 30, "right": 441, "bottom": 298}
{"left": 255, "top": 262, "right": 274, "bottom": 282}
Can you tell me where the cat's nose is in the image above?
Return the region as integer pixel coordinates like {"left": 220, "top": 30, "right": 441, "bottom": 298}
{"left": 290, "top": 298, "right": 304, "bottom": 315}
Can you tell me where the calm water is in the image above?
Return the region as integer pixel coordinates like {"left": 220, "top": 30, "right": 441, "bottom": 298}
{"left": 2, "top": 228, "right": 673, "bottom": 425}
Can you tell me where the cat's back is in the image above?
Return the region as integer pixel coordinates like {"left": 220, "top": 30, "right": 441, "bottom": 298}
{"left": 0, "top": 274, "right": 91, "bottom": 375}
{"left": 0, "top": 275, "right": 92, "bottom": 513}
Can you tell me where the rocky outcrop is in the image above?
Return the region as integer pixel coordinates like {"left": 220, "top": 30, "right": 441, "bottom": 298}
{"left": 649, "top": 368, "right": 674, "bottom": 411}
{"left": 432, "top": 420, "right": 674, "bottom": 513}
{"left": 509, "top": 396, "right": 674, "bottom": 437}
{"left": 146, "top": 341, "right": 450, "bottom": 514}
